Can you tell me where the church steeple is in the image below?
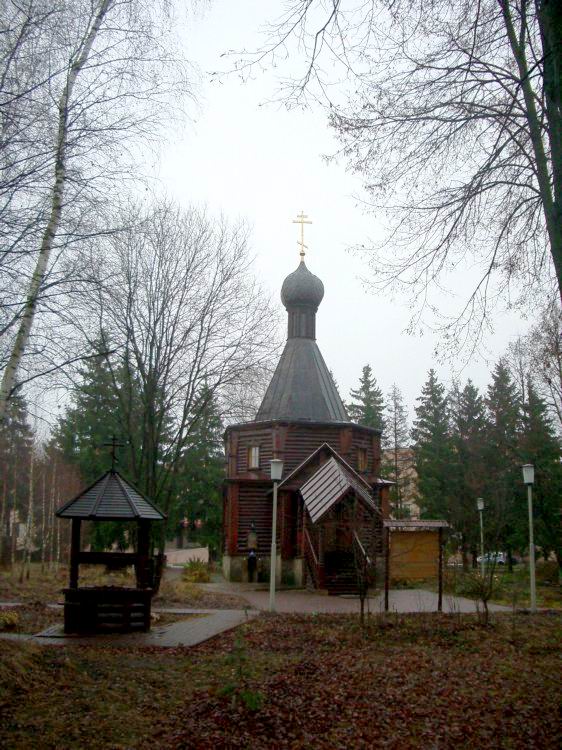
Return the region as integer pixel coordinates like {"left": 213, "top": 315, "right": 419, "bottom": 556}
{"left": 255, "top": 215, "right": 348, "bottom": 423}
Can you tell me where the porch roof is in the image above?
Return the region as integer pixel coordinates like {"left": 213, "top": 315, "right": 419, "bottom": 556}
{"left": 300, "top": 455, "right": 376, "bottom": 523}
{"left": 278, "top": 442, "right": 373, "bottom": 491}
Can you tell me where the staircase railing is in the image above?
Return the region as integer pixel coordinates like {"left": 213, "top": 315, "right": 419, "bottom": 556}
{"left": 353, "top": 530, "right": 377, "bottom": 592}
{"left": 304, "top": 526, "right": 320, "bottom": 588}
{"left": 353, "top": 531, "right": 371, "bottom": 566}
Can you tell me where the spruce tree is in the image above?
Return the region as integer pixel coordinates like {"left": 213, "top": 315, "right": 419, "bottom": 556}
{"left": 54, "top": 350, "right": 134, "bottom": 483}
{"left": 411, "top": 369, "right": 452, "bottom": 519}
{"left": 0, "top": 395, "right": 34, "bottom": 564}
{"left": 519, "top": 379, "right": 562, "bottom": 572}
{"left": 384, "top": 384, "right": 412, "bottom": 517}
{"left": 53, "top": 345, "right": 143, "bottom": 550}
{"left": 170, "top": 386, "right": 224, "bottom": 556}
{"left": 449, "top": 379, "right": 487, "bottom": 568}
{"left": 484, "top": 360, "right": 522, "bottom": 558}
{"left": 348, "top": 365, "right": 386, "bottom": 432}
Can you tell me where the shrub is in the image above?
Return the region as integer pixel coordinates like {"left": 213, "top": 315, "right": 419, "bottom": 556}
{"left": 0, "top": 610, "right": 20, "bottom": 632}
{"left": 536, "top": 560, "right": 560, "bottom": 586}
{"left": 182, "top": 559, "right": 211, "bottom": 583}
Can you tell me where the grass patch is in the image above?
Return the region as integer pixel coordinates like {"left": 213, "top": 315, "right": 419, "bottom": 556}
{"left": 0, "top": 564, "right": 136, "bottom": 603}
{"left": 408, "top": 562, "right": 562, "bottom": 610}
{"left": 0, "top": 603, "right": 61, "bottom": 634}
{"left": 154, "top": 577, "right": 250, "bottom": 610}
{"left": 0, "top": 563, "right": 250, "bottom": 611}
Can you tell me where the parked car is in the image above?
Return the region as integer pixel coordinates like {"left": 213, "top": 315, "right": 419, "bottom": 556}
{"left": 476, "top": 552, "right": 519, "bottom": 565}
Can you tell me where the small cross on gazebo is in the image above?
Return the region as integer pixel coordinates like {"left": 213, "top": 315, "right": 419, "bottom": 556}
{"left": 102, "top": 434, "right": 125, "bottom": 471}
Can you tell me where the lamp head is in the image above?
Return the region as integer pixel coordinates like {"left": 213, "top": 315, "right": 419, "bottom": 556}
{"left": 522, "top": 464, "right": 535, "bottom": 485}
{"left": 270, "top": 458, "right": 283, "bottom": 481}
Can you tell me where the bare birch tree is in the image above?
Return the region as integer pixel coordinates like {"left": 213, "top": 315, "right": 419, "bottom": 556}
{"left": 0, "top": 0, "right": 191, "bottom": 421}
{"left": 74, "top": 200, "right": 279, "bottom": 529}
{"left": 241, "top": 0, "right": 562, "bottom": 351}
{"left": 507, "top": 300, "right": 562, "bottom": 427}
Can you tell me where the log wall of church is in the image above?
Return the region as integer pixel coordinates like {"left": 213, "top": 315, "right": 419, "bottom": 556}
{"left": 224, "top": 420, "right": 383, "bottom": 559}
{"left": 282, "top": 425, "right": 342, "bottom": 473}
{"left": 226, "top": 420, "right": 381, "bottom": 481}
{"left": 235, "top": 426, "right": 273, "bottom": 476}
{"left": 235, "top": 482, "right": 273, "bottom": 555}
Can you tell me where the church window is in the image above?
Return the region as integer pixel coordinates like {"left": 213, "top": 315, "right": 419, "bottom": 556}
{"left": 357, "top": 447, "right": 368, "bottom": 472}
{"left": 248, "top": 446, "right": 260, "bottom": 469}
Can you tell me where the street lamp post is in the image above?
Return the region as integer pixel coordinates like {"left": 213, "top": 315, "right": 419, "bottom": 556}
{"left": 269, "top": 459, "right": 283, "bottom": 612}
{"left": 522, "top": 464, "right": 536, "bottom": 612}
{"left": 476, "top": 498, "right": 485, "bottom": 577}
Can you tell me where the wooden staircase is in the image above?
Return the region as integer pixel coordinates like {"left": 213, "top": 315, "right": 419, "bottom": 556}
{"left": 324, "top": 552, "right": 359, "bottom": 596}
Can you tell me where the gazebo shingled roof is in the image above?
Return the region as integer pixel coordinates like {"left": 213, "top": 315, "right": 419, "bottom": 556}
{"left": 56, "top": 470, "right": 166, "bottom": 521}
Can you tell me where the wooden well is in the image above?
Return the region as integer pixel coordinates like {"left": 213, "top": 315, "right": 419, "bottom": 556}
{"left": 56, "top": 470, "right": 166, "bottom": 634}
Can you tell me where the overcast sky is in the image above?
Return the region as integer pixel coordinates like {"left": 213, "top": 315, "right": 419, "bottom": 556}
{"left": 157, "top": 0, "right": 531, "bottom": 419}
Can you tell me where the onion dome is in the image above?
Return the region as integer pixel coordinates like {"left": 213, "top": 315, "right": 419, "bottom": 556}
{"left": 281, "top": 261, "right": 324, "bottom": 310}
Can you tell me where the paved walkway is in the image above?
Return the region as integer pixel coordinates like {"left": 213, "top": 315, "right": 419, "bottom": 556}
{"left": 2, "top": 608, "right": 257, "bottom": 649}
{"left": 196, "top": 583, "right": 512, "bottom": 614}
{"left": 0, "top": 586, "right": 511, "bottom": 649}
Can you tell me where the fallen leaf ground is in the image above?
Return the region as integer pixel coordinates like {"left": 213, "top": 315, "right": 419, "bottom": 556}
{"left": 1, "top": 613, "right": 560, "bottom": 749}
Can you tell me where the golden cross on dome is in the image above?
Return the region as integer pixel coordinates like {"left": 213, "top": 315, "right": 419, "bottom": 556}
{"left": 292, "top": 211, "right": 312, "bottom": 260}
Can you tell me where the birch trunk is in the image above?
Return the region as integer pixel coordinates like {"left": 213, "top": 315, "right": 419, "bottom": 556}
{"left": 40, "top": 469, "right": 46, "bottom": 571}
{"left": 10, "top": 450, "right": 17, "bottom": 568}
{"left": 0, "top": 477, "right": 6, "bottom": 565}
{"left": 55, "top": 514, "right": 61, "bottom": 569}
{"left": 19, "top": 449, "right": 34, "bottom": 582}
{"left": 47, "top": 457, "right": 57, "bottom": 570}
{"left": 0, "top": 0, "right": 115, "bottom": 424}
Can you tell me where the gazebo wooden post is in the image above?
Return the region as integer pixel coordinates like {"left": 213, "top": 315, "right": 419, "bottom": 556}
{"left": 437, "top": 526, "right": 444, "bottom": 613}
{"left": 384, "top": 527, "right": 390, "bottom": 612}
{"left": 136, "top": 519, "right": 151, "bottom": 589}
{"left": 69, "top": 519, "right": 81, "bottom": 589}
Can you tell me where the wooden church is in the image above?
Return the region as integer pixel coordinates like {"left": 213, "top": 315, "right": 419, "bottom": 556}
{"left": 222, "top": 223, "right": 393, "bottom": 590}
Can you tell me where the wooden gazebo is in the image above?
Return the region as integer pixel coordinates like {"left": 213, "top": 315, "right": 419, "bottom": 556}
{"left": 56, "top": 470, "right": 166, "bottom": 634}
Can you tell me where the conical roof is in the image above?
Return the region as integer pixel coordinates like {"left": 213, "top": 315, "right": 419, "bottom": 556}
{"left": 256, "top": 338, "right": 348, "bottom": 422}
{"left": 255, "top": 259, "right": 348, "bottom": 423}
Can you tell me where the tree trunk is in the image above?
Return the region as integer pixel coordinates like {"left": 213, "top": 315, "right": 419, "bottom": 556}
{"left": 537, "top": 0, "right": 562, "bottom": 296}
{"left": 10, "top": 450, "right": 18, "bottom": 568}
{"left": 360, "top": 593, "right": 365, "bottom": 626}
{"left": 461, "top": 534, "right": 470, "bottom": 572}
{"left": 0, "top": 477, "right": 6, "bottom": 566}
{"left": 47, "top": 458, "right": 57, "bottom": 570}
{"left": 55, "top": 516, "right": 61, "bottom": 567}
{"left": 40, "top": 470, "right": 46, "bottom": 571}
{"left": 19, "top": 449, "right": 34, "bottom": 583}
{"left": 0, "top": 0, "right": 115, "bottom": 424}
{"left": 502, "top": 0, "right": 562, "bottom": 297}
